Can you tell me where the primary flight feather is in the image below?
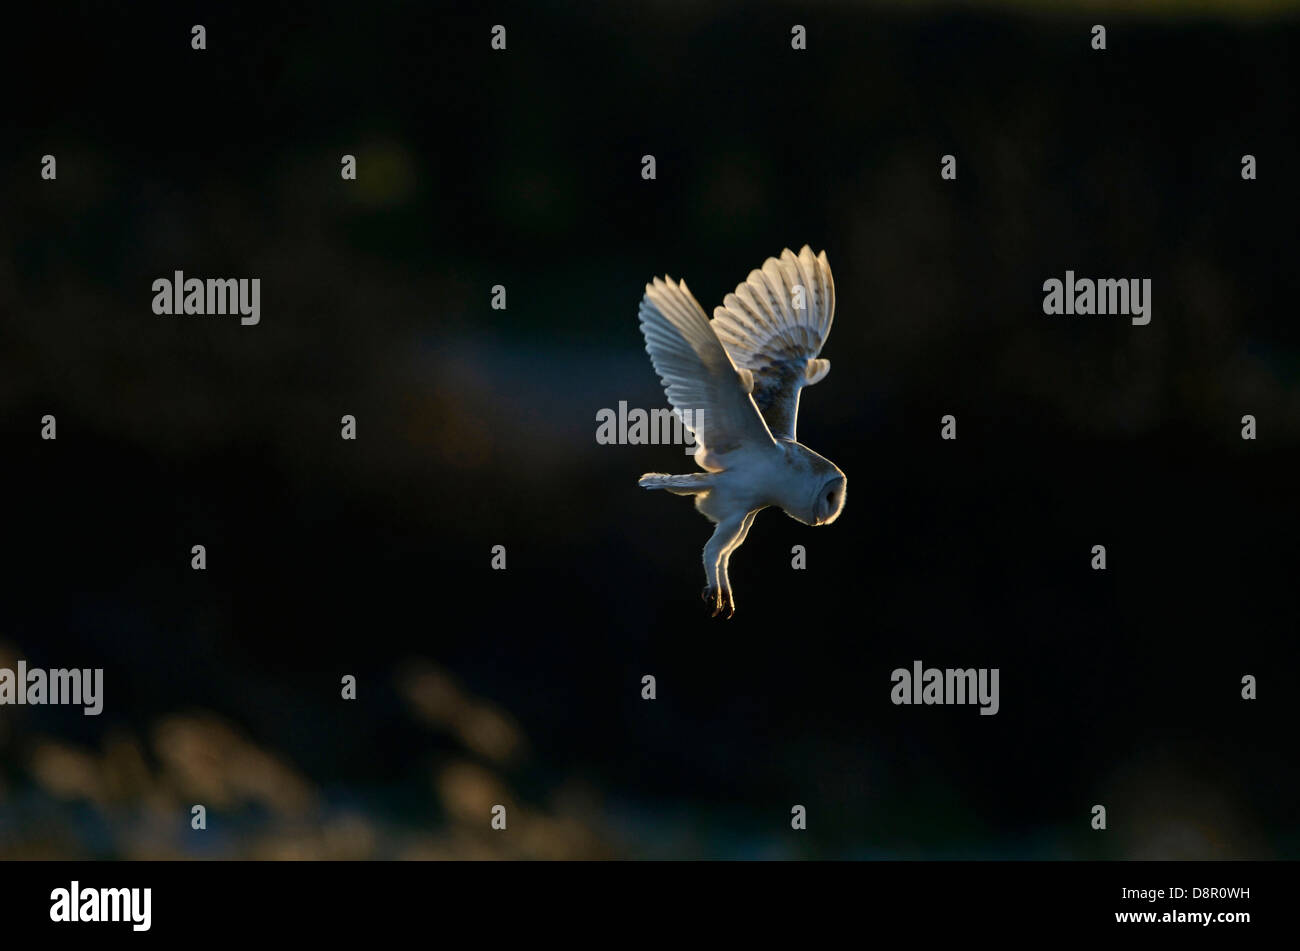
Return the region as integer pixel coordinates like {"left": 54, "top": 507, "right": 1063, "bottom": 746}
{"left": 637, "top": 245, "right": 846, "bottom": 618}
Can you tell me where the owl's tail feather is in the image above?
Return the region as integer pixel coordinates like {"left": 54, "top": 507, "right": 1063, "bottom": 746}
{"left": 638, "top": 472, "right": 712, "bottom": 495}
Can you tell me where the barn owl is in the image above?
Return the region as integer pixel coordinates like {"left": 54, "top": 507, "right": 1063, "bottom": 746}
{"left": 637, "top": 245, "right": 845, "bottom": 618}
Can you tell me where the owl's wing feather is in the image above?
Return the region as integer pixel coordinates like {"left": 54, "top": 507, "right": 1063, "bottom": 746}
{"left": 639, "top": 277, "right": 776, "bottom": 470}
{"left": 710, "top": 245, "right": 835, "bottom": 441}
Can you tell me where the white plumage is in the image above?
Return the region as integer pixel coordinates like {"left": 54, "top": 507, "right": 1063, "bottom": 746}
{"left": 638, "top": 246, "right": 846, "bottom": 618}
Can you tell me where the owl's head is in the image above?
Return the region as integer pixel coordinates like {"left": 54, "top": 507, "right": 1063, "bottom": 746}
{"left": 782, "top": 444, "right": 846, "bottom": 526}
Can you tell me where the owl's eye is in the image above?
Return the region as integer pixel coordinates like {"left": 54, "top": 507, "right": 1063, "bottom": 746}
{"left": 826, "top": 492, "right": 835, "bottom": 507}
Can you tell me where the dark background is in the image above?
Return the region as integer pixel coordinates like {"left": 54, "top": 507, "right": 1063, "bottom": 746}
{"left": 0, "top": 1, "right": 1297, "bottom": 859}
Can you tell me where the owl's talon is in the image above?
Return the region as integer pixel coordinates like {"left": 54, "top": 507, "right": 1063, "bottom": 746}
{"left": 718, "top": 591, "right": 735, "bottom": 619}
{"left": 703, "top": 585, "right": 727, "bottom": 616}
{"left": 705, "top": 586, "right": 734, "bottom": 618}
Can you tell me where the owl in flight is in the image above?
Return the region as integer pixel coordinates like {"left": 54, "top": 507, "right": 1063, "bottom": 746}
{"left": 637, "top": 245, "right": 845, "bottom": 618}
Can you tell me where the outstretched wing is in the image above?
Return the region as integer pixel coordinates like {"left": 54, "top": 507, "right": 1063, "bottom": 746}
{"left": 710, "top": 245, "right": 835, "bottom": 441}
{"left": 639, "top": 277, "right": 776, "bottom": 470}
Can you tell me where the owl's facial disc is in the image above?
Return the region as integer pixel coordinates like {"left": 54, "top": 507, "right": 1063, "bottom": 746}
{"left": 814, "top": 476, "right": 846, "bottom": 525}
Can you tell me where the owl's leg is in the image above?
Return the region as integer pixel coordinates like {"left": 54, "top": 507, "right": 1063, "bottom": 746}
{"left": 701, "top": 511, "right": 753, "bottom": 619}
{"left": 730, "top": 509, "right": 759, "bottom": 550}
{"left": 715, "top": 510, "right": 759, "bottom": 619}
